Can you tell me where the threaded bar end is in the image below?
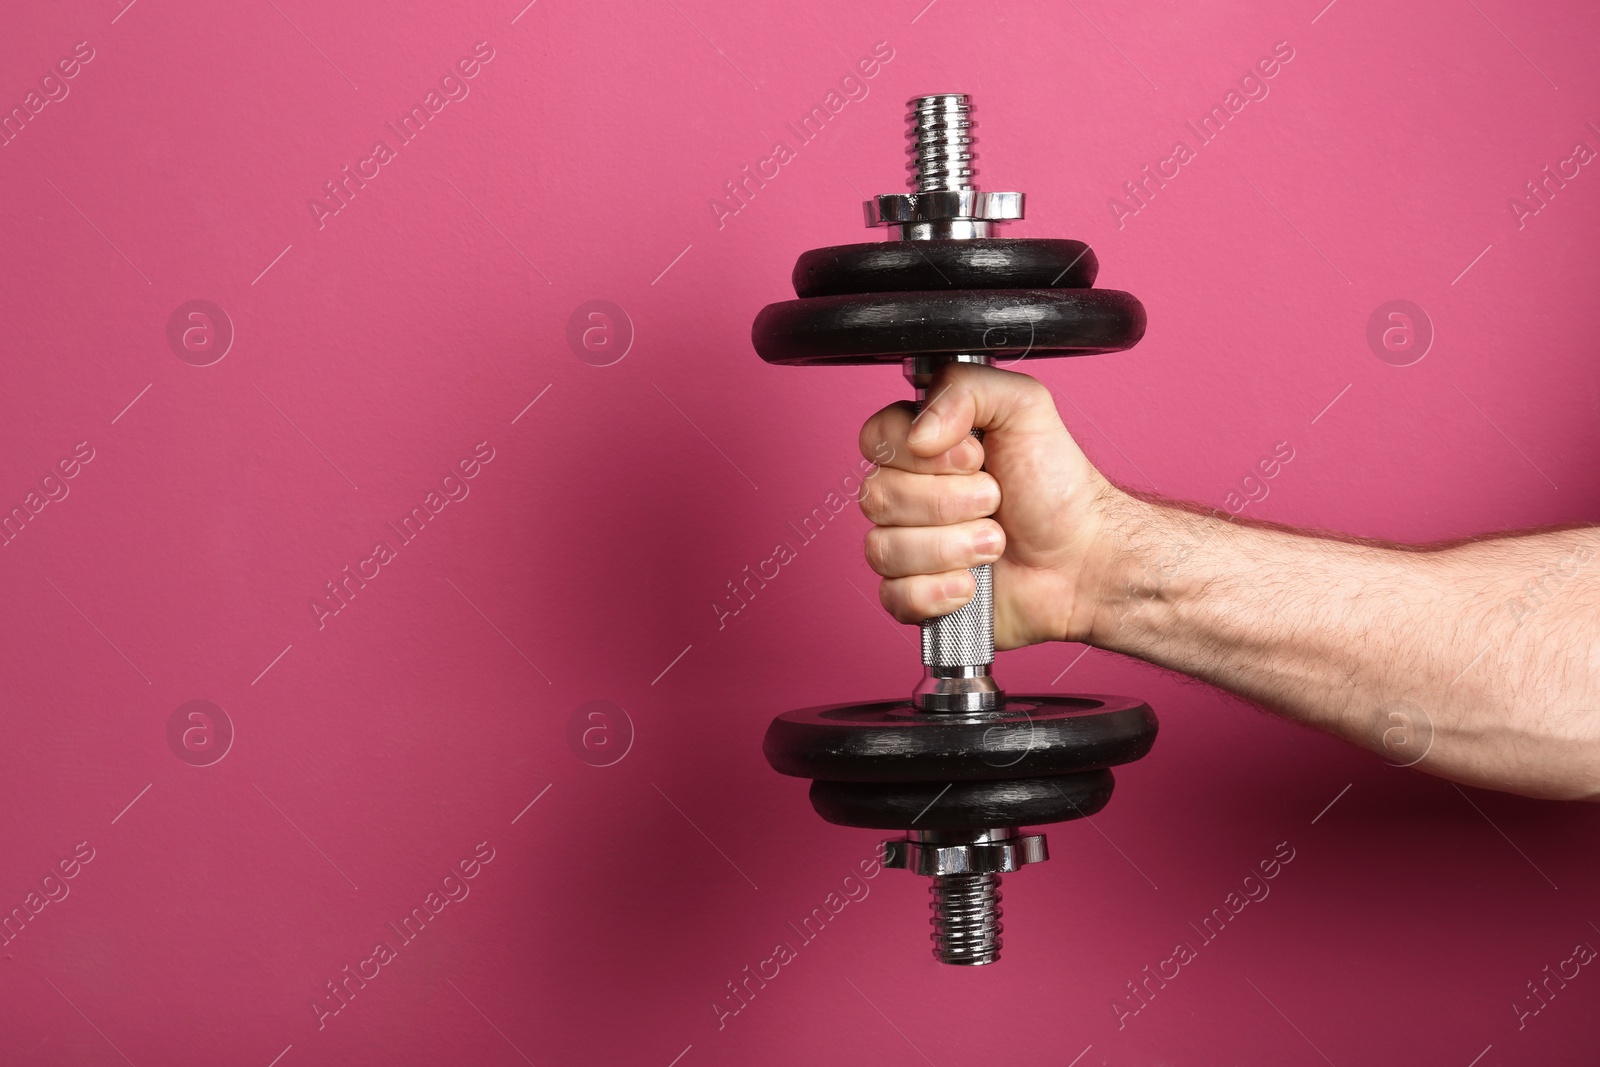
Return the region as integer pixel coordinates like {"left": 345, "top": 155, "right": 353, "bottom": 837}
{"left": 929, "top": 873, "right": 1002, "bottom": 965}
{"left": 906, "top": 94, "right": 976, "bottom": 193}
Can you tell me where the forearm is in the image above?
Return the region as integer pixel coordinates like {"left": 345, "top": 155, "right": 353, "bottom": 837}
{"left": 1080, "top": 494, "right": 1600, "bottom": 799}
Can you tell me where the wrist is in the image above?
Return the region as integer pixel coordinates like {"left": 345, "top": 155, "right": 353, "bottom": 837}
{"left": 1072, "top": 491, "right": 1221, "bottom": 650}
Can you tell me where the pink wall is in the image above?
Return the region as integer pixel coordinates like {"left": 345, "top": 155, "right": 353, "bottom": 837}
{"left": 3, "top": 0, "right": 1598, "bottom": 1063}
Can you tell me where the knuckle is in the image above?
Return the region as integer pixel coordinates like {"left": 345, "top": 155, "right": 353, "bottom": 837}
{"left": 858, "top": 477, "right": 888, "bottom": 522}
{"left": 859, "top": 403, "right": 914, "bottom": 465}
{"left": 1013, "top": 375, "right": 1052, "bottom": 415}
{"left": 879, "top": 579, "right": 916, "bottom": 623}
{"left": 857, "top": 421, "right": 875, "bottom": 458}
{"left": 858, "top": 419, "right": 891, "bottom": 464}
{"left": 862, "top": 529, "right": 892, "bottom": 575}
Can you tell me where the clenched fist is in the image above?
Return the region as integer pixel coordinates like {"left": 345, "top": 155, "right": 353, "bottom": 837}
{"left": 857, "top": 362, "right": 1125, "bottom": 650}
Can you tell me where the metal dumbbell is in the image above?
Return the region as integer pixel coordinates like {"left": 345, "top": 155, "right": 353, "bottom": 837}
{"left": 753, "top": 94, "right": 1158, "bottom": 965}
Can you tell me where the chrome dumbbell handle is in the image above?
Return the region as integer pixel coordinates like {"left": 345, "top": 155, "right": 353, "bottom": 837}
{"left": 904, "top": 354, "right": 1001, "bottom": 714}
{"left": 887, "top": 93, "right": 1013, "bottom": 716}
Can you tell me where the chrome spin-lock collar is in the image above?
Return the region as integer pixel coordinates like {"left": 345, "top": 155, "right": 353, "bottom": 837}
{"left": 863, "top": 93, "right": 1024, "bottom": 241}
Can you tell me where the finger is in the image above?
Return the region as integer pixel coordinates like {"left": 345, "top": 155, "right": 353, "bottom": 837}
{"left": 903, "top": 363, "right": 1065, "bottom": 458}
{"left": 860, "top": 400, "right": 984, "bottom": 474}
{"left": 858, "top": 466, "right": 1001, "bottom": 527}
{"left": 879, "top": 571, "right": 976, "bottom": 624}
{"left": 864, "top": 519, "right": 1004, "bottom": 579}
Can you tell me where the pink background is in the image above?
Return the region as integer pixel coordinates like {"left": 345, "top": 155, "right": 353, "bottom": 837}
{"left": 3, "top": 0, "right": 1599, "bottom": 1063}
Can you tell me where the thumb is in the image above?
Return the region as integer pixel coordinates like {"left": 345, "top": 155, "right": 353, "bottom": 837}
{"left": 904, "top": 362, "right": 1064, "bottom": 456}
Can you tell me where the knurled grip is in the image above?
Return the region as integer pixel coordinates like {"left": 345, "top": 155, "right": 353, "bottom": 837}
{"left": 922, "top": 563, "right": 995, "bottom": 666}
{"left": 917, "top": 413, "right": 995, "bottom": 668}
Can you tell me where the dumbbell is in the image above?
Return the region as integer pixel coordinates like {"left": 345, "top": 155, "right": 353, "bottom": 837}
{"left": 751, "top": 95, "right": 1158, "bottom": 966}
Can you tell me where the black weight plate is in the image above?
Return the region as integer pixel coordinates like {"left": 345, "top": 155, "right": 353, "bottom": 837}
{"left": 809, "top": 770, "right": 1115, "bottom": 830}
{"left": 792, "top": 239, "right": 1098, "bottom": 298}
{"left": 764, "top": 694, "right": 1157, "bottom": 782}
{"left": 752, "top": 288, "right": 1146, "bottom": 367}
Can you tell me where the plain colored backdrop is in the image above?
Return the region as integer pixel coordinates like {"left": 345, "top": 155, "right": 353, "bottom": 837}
{"left": 3, "top": 0, "right": 1599, "bottom": 1063}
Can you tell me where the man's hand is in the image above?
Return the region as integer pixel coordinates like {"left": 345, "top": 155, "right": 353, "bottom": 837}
{"left": 857, "top": 362, "right": 1122, "bottom": 650}
{"left": 855, "top": 362, "right": 1600, "bottom": 801}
